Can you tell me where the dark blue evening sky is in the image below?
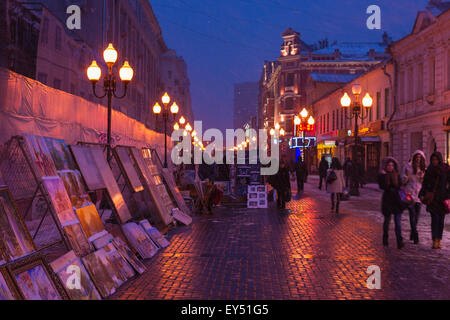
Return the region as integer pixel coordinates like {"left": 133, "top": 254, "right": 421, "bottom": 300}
{"left": 150, "top": 0, "right": 428, "bottom": 132}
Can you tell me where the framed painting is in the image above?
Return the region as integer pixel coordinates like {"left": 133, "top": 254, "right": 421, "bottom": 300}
{"left": 122, "top": 222, "right": 158, "bottom": 259}
{"left": 172, "top": 208, "right": 192, "bottom": 226}
{"left": 92, "top": 232, "right": 114, "bottom": 250}
{"left": 0, "top": 266, "right": 21, "bottom": 300}
{"left": 103, "top": 243, "right": 135, "bottom": 281}
{"left": 42, "top": 176, "right": 79, "bottom": 227}
{"left": 70, "top": 145, "right": 105, "bottom": 191}
{"left": 58, "top": 170, "right": 91, "bottom": 209}
{"left": 0, "top": 187, "right": 36, "bottom": 262}
{"left": 90, "top": 147, "right": 132, "bottom": 224}
{"left": 74, "top": 204, "right": 106, "bottom": 242}
{"left": 139, "top": 220, "right": 170, "bottom": 249}
{"left": 115, "top": 147, "right": 144, "bottom": 193}
{"left": 112, "top": 237, "right": 146, "bottom": 275}
{"left": 63, "top": 223, "right": 93, "bottom": 256}
{"left": 8, "top": 254, "right": 68, "bottom": 300}
{"left": 44, "top": 138, "right": 77, "bottom": 171}
{"left": 23, "top": 134, "right": 58, "bottom": 178}
{"left": 50, "top": 251, "right": 101, "bottom": 300}
{"left": 82, "top": 248, "right": 122, "bottom": 298}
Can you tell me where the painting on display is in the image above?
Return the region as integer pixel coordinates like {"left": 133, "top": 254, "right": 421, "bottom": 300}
{"left": 161, "top": 166, "right": 192, "bottom": 215}
{"left": 70, "top": 145, "right": 105, "bottom": 191}
{"left": 103, "top": 243, "right": 135, "bottom": 281}
{"left": 172, "top": 208, "right": 192, "bottom": 226}
{"left": 139, "top": 220, "right": 170, "bottom": 248}
{"left": 122, "top": 222, "right": 158, "bottom": 259}
{"left": 0, "top": 188, "right": 35, "bottom": 262}
{"left": 50, "top": 251, "right": 101, "bottom": 300}
{"left": 115, "top": 147, "right": 144, "bottom": 193}
{"left": 42, "top": 176, "right": 79, "bottom": 227}
{"left": 90, "top": 147, "right": 132, "bottom": 224}
{"left": 0, "top": 267, "right": 20, "bottom": 300}
{"left": 63, "top": 223, "right": 93, "bottom": 256}
{"left": 82, "top": 248, "right": 122, "bottom": 298}
{"left": 44, "top": 138, "right": 77, "bottom": 171}
{"left": 58, "top": 170, "right": 91, "bottom": 209}
{"left": 74, "top": 204, "right": 106, "bottom": 242}
{"left": 23, "top": 134, "right": 58, "bottom": 178}
{"left": 8, "top": 255, "right": 67, "bottom": 300}
{"left": 112, "top": 237, "right": 146, "bottom": 275}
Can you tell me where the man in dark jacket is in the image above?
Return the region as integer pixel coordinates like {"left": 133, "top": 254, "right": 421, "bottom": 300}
{"left": 318, "top": 156, "right": 329, "bottom": 190}
{"left": 294, "top": 157, "right": 308, "bottom": 195}
{"left": 343, "top": 158, "right": 353, "bottom": 188}
{"left": 269, "top": 160, "right": 291, "bottom": 210}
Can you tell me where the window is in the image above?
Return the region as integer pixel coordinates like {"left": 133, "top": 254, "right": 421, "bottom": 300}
{"left": 417, "top": 63, "right": 423, "bottom": 99}
{"left": 376, "top": 91, "right": 381, "bottom": 120}
{"left": 399, "top": 71, "right": 405, "bottom": 104}
{"left": 332, "top": 111, "right": 335, "bottom": 131}
{"left": 384, "top": 88, "right": 390, "bottom": 117}
{"left": 53, "top": 79, "right": 61, "bottom": 90}
{"left": 286, "top": 73, "right": 294, "bottom": 86}
{"left": 429, "top": 57, "right": 435, "bottom": 95}
{"left": 407, "top": 67, "right": 413, "bottom": 103}
{"left": 285, "top": 98, "right": 294, "bottom": 110}
{"left": 55, "top": 26, "right": 62, "bottom": 50}
{"left": 41, "top": 18, "right": 49, "bottom": 44}
{"left": 326, "top": 113, "right": 329, "bottom": 132}
{"left": 37, "top": 73, "right": 47, "bottom": 85}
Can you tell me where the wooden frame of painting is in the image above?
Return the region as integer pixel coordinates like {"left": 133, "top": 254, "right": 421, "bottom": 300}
{"left": 0, "top": 187, "right": 37, "bottom": 263}
{"left": 130, "top": 147, "right": 174, "bottom": 226}
{"left": 0, "top": 266, "right": 21, "bottom": 300}
{"left": 7, "top": 254, "right": 69, "bottom": 300}
{"left": 113, "top": 146, "right": 144, "bottom": 193}
{"left": 69, "top": 145, "right": 105, "bottom": 191}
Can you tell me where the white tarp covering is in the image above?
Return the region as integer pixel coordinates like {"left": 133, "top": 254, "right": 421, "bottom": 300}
{"left": 0, "top": 68, "right": 172, "bottom": 155}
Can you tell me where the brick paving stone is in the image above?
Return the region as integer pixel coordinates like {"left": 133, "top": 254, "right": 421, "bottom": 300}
{"left": 110, "top": 177, "right": 450, "bottom": 300}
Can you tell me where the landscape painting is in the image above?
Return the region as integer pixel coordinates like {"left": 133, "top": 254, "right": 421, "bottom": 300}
{"left": 44, "top": 138, "right": 77, "bottom": 171}
{"left": 74, "top": 204, "right": 105, "bottom": 242}
{"left": 42, "top": 176, "right": 78, "bottom": 227}
{"left": 58, "top": 170, "right": 91, "bottom": 209}
{"left": 23, "top": 134, "right": 57, "bottom": 178}
{"left": 122, "top": 222, "right": 158, "bottom": 259}
{"left": 63, "top": 223, "right": 93, "bottom": 256}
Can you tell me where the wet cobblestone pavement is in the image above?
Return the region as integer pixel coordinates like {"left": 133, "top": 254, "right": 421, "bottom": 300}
{"left": 111, "top": 177, "right": 450, "bottom": 300}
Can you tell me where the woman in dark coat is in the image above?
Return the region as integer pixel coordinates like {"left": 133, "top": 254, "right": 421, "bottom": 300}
{"left": 269, "top": 160, "right": 291, "bottom": 210}
{"left": 378, "top": 157, "right": 404, "bottom": 249}
{"left": 419, "top": 152, "right": 449, "bottom": 249}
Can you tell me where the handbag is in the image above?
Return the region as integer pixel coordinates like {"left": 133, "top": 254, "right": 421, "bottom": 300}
{"left": 326, "top": 170, "right": 337, "bottom": 184}
{"left": 421, "top": 179, "right": 439, "bottom": 206}
{"left": 398, "top": 189, "right": 413, "bottom": 207}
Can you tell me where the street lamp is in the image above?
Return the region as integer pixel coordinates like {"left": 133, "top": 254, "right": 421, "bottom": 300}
{"left": 87, "top": 43, "right": 134, "bottom": 162}
{"left": 153, "top": 92, "right": 179, "bottom": 168}
{"left": 293, "top": 107, "right": 315, "bottom": 165}
{"left": 340, "top": 83, "right": 373, "bottom": 196}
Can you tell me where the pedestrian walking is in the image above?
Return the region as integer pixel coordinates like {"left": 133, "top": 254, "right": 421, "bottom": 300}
{"left": 343, "top": 157, "right": 353, "bottom": 188}
{"left": 318, "top": 156, "right": 329, "bottom": 190}
{"left": 419, "top": 152, "right": 449, "bottom": 249}
{"left": 198, "top": 157, "right": 217, "bottom": 215}
{"left": 378, "top": 157, "right": 404, "bottom": 249}
{"left": 401, "top": 150, "right": 426, "bottom": 244}
{"left": 268, "top": 160, "right": 291, "bottom": 210}
{"left": 326, "top": 158, "right": 345, "bottom": 214}
{"left": 294, "top": 157, "right": 308, "bottom": 196}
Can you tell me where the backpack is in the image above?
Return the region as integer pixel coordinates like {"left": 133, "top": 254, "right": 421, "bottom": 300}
{"left": 327, "top": 170, "right": 337, "bottom": 184}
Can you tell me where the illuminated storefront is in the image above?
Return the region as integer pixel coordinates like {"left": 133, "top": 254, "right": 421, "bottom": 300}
{"left": 317, "top": 140, "right": 336, "bottom": 166}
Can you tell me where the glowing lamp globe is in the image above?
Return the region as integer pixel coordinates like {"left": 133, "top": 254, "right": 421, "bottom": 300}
{"left": 179, "top": 116, "right": 186, "bottom": 125}
{"left": 352, "top": 83, "right": 362, "bottom": 95}
{"left": 103, "top": 43, "right": 118, "bottom": 65}
{"left": 300, "top": 108, "right": 309, "bottom": 119}
{"left": 294, "top": 116, "right": 301, "bottom": 125}
{"left": 87, "top": 60, "right": 101, "bottom": 82}
{"left": 185, "top": 123, "right": 192, "bottom": 132}
{"left": 170, "top": 102, "right": 179, "bottom": 114}
{"left": 153, "top": 103, "right": 162, "bottom": 114}
{"left": 308, "top": 116, "right": 315, "bottom": 125}
{"left": 362, "top": 93, "right": 373, "bottom": 108}
{"left": 162, "top": 93, "right": 171, "bottom": 105}
{"left": 119, "top": 61, "right": 134, "bottom": 82}
{"left": 173, "top": 123, "right": 180, "bottom": 131}
{"left": 275, "top": 123, "right": 280, "bottom": 130}
{"left": 340, "top": 92, "right": 351, "bottom": 107}
{"left": 270, "top": 128, "right": 275, "bottom": 136}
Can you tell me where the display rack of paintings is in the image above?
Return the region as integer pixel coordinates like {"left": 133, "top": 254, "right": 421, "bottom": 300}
{"left": 114, "top": 147, "right": 144, "bottom": 194}
{"left": 130, "top": 147, "right": 174, "bottom": 226}
{"left": 122, "top": 222, "right": 159, "bottom": 260}
{"left": 0, "top": 266, "right": 21, "bottom": 300}
{"left": 50, "top": 250, "right": 101, "bottom": 300}
{"left": 7, "top": 253, "right": 69, "bottom": 300}
{"left": 247, "top": 185, "right": 268, "bottom": 209}
{"left": 148, "top": 148, "right": 192, "bottom": 216}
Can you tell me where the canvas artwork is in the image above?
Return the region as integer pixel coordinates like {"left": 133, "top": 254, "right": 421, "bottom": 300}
{"left": 50, "top": 251, "right": 101, "bottom": 300}
{"left": 0, "top": 268, "right": 19, "bottom": 300}
{"left": 249, "top": 193, "right": 258, "bottom": 199}
{"left": 139, "top": 220, "right": 170, "bottom": 249}
{"left": 103, "top": 243, "right": 135, "bottom": 281}
{"left": 90, "top": 147, "right": 132, "bottom": 224}
{"left": 122, "top": 222, "right": 158, "bottom": 259}
{"left": 11, "top": 258, "right": 65, "bottom": 300}
{"left": 23, "top": 134, "right": 58, "bottom": 178}
{"left": 70, "top": 145, "right": 105, "bottom": 190}
{"left": 74, "top": 204, "right": 106, "bottom": 242}
{"left": 63, "top": 223, "right": 93, "bottom": 256}
{"left": 161, "top": 166, "right": 192, "bottom": 215}
{"left": 115, "top": 147, "right": 144, "bottom": 193}
{"left": 112, "top": 237, "right": 146, "bottom": 274}
{"left": 92, "top": 232, "right": 114, "bottom": 250}
{"left": 42, "top": 176, "right": 78, "bottom": 227}
{"left": 0, "top": 188, "right": 35, "bottom": 262}
{"left": 58, "top": 170, "right": 91, "bottom": 209}
{"left": 248, "top": 201, "right": 258, "bottom": 208}
{"left": 82, "top": 248, "right": 122, "bottom": 298}
{"left": 172, "top": 208, "right": 192, "bottom": 226}
{"left": 44, "top": 138, "right": 77, "bottom": 171}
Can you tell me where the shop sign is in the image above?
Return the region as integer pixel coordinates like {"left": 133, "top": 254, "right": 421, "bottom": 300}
{"left": 289, "top": 137, "right": 316, "bottom": 149}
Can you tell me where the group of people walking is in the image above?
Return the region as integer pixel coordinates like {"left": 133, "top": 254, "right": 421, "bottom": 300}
{"left": 379, "top": 151, "right": 450, "bottom": 249}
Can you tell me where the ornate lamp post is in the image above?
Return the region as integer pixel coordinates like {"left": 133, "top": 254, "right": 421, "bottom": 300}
{"left": 153, "top": 93, "right": 179, "bottom": 168}
{"left": 87, "top": 43, "right": 134, "bottom": 162}
{"left": 294, "top": 108, "right": 315, "bottom": 163}
{"left": 340, "top": 83, "right": 373, "bottom": 196}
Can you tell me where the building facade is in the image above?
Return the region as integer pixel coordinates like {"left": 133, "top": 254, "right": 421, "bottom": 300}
{"left": 390, "top": 1, "right": 450, "bottom": 165}
{"left": 234, "top": 82, "right": 259, "bottom": 129}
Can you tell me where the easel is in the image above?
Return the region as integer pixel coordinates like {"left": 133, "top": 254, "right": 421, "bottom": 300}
{"left": 0, "top": 136, "right": 70, "bottom": 253}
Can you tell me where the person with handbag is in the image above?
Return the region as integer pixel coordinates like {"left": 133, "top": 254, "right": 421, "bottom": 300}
{"left": 269, "top": 160, "right": 291, "bottom": 211}
{"left": 419, "top": 152, "right": 449, "bottom": 249}
{"left": 378, "top": 157, "right": 404, "bottom": 249}
{"left": 294, "top": 157, "right": 308, "bottom": 196}
{"left": 318, "top": 156, "right": 329, "bottom": 190}
{"left": 326, "top": 158, "right": 345, "bottom": 214}
{"left": 401, "top": 150, "right": 426, "bottom": 244}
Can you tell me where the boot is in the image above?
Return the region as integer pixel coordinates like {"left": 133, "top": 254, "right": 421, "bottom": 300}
{"left": 413, "top": 232, "right": 419, "bottom": 245}
{"left": 397, "top": 238, "right": 404, "bottom": 249}
{"left": 335, "top": 202, "right": 340, "bottom": 215}
{"left": 437, "top": 239, "right": 442, "bottom": 249}
{"left": 432, "top": 239, "right": 439, "bottom": 249}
